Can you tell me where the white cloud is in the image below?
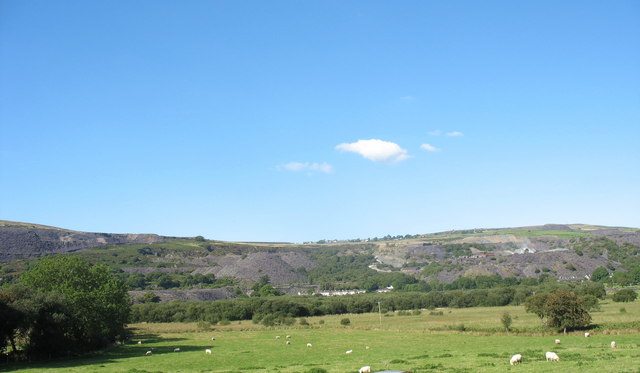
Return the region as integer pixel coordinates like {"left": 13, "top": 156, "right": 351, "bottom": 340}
{"left": 400, "top": 95, "right": 414, "bottom": 100}
{"left": 281, "top": 162, "right": 333, "bottom": 174}
{"left": 336, "top": 139, "right": 410, "bottom": 163}
{"left": 420, "top": 143, "right": 440, "bottom": 152}
{"left": 428, "top": 130, "right": 442, "bottom": 136}
{"left": 446, "top": 131, "right": 464, "bottom": 137}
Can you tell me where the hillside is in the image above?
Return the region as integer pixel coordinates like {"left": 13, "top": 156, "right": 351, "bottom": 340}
{"left": 1, "top": 221, "right": 638, "bottom": 302}
{"left": 0, "top": 220, "right": 165, "bottom": 262}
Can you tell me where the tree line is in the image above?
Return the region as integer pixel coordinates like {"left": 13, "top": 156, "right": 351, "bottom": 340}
{"left": 130, "top": 280, "right": 608, "bottom": 328}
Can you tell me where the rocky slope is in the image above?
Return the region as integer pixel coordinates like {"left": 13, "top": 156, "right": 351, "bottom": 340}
{"left": 0, "top": 220, "right": 165, "bottom": 262}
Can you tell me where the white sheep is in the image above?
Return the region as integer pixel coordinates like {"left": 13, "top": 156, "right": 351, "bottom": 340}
{"left": 286, "top": 341, "right": 291, "bottom": 345}
{"left": 545, "top": 351, "right": 559, "bottom": 362}
{"left": 211, "top": 337, "right": 216, "bottom": 341}
{"left": 365, "top": 346, "right": 370, "bottom": 350}
{"left": 145, "top": 350, "right": 152, "bottom": 356}
{"left": 276, "top": 336, "right": 281, "bottom": 339}
{"left": 359, "top": 366, "right": 371, "bottom": 373}
{"left": 611, "top": 341, "right": 617, "bottom": 348}
{"left": 555, "top": 339, "right": 561, "bottom": 344}
{"left": 205, "top": 349, "right": 212, "bottom": 354}
{"left": 346, "top": 350, "right": 353, "bottom": 354}
{"left": 174, "top": 348, "right": 180, "bottom": 352}
{"left": 286, "top": 335, "right": 291, "bottom": 339}
{"left": 509, "top": 354, "right": 522, "bottom": 365}
{"left": 584, "top": 332, "right": 590, "bottom": 338}
{"left": 138, "top": 340, "right": 142, "bottom": 345}
{"left": 306, "top": 343, "right": 312, "bottom": 348}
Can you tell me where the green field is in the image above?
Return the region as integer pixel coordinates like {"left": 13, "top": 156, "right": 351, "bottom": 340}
{"left": 4, "top": 301, "right": 639, "bottom": 373}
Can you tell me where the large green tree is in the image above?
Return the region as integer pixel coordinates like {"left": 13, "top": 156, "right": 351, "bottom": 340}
{"left": 543, "top": 289, "right": 591, "bottom": 331}
{"left": 20, "top": 255, "right": 131, "bottom": 352}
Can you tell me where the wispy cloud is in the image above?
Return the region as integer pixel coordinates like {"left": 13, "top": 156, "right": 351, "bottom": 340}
{"left": 280, "top": 162, "right": 333, "bottom": 174}
{"left": 400, "top": 95, "right": 414, "bottom": 101}
{"left": 428, "top": 130, "right": 442, "bottom": 136}
{"left": 420, "top": 143, "right": 440, "bottom": 152}
{"left": 336, "top": 139, "right": 410, "bottom": 163}
{"left": 446, "top": 131, "right": 464, "bottom": 137}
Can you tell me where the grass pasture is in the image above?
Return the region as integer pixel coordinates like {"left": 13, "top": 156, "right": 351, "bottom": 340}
{"left": 3, "top": 302, "right": 640, "bottom": 373}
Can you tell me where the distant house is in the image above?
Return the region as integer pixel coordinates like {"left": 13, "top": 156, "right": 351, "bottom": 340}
{"left": 514, "top": 247, "right": 536, "bottom": 254}
{"left": 375, "top": 285, "right": 394, "bottom": 293}
{"left": 318, "top": 289, "right": 366, "bottom": 296}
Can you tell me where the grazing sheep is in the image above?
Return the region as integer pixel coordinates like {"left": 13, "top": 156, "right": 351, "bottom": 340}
{"left": 205, "top": 349, "right": 212, "bottom": 354}
{"left": 174, "top": 348, "right": 180, "bottom": 352}
{"left": 555, "top": 339, "right": 561, "bottom": 344}
{"left": 359, "top": 366, "right": 372, "bottom": 373}
{"left": 307, "top": 343, "right": 312, "bottom": 348}
{"left": 145, "top": 350, "right": 152, "bottom": 356}
{"left": 276, "top": 336, "right": 281, "bottom": 339}
{"left": 584, "top": 332, "right": 590, "bottom": 338}
{"left": 286, "top": 335, "right": 291, "bottom": 339}
{"left": 510, "top": 354, "right": 522, "bottom": 365}
{"left": 365, "top": 346, "right": 370, "bottom": 350}
{"left": 138, "top": 341, "right": 142, "bottom": 345}
{"left": 611, "top": 341, "right": 617, "bottom": 348}
{"left": 286, "top": 341, "right": 291, "bottom": 345}
{"left": 545, "top": 351, "right": 560, "bottom": 362}
{"left": 346, "top": 350, "right": 353, "bottom": 354}
{"left": 211, "top": 337, "right": 216, "bottom": 341}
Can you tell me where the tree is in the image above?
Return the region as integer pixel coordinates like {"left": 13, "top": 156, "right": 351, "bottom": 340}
{"left": 501, "top": 311, "right": 512, "bottom": 332}
{"left": 579, "top": 282, "right": 606, "bottom": 299}
{"left": 20, "top": 255, "right": 131, "bottom": 353}
{"left": 524, "top": 293, "right": 549, "bottom": 320}
{"left": 612, "top": 289, "right": 638, "bottom": 302}
{"left": 0, "top": 289, "right": 23, "bottom": 356}
{"left": 591, "top": 266, "right": 609, "bottom": 282}
{"left": 611, "top": 271, "right": 632, "bottom": 286}
{"left": 544, "top": 290, "right": 591, "bottom": 331}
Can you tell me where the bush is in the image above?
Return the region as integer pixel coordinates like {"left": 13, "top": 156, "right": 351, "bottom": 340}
{"left": 298, "top": 318, "right": 309, "bottom": 326}
{"left": 501, "top": 312, "right": 512, "bottom": 331}
{"left": 138, "top": 291, "right": 160, "bottom": 303}
{"left": 197, "top": 321, "right": 212, "bottom": 331}
{"left": 340, "top": 318, "right": 351, "bottom": 326}
{"left": 612, "top": 289, "right": 638, "bottom": 302}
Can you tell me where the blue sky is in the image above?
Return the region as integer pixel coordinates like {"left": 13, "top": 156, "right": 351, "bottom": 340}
{"left": 1, "top": 0, "right": 639, "bottom": 242}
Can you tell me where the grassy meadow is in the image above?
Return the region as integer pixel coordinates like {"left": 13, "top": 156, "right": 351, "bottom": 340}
{"left": 3, "top": 301, "right": 639, "bottom": 373}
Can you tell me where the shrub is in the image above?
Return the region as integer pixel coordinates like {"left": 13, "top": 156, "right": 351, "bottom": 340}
{"left": 197, "top": 321, "right": 212, "bottom": 331}
{"left": 612, "top": 289, "right": 638, "bottom": 302}
{"left": 501, "top": 311, "right": 512, "bottom": 331}
{"left": 340, "top": 318, "right": 351, "bottom": 326}
{"left": 138, "top": 291, "right": 160, "bottom": 304}
{"left": 298, "top": 318, "right": 309, "bottom": 326}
